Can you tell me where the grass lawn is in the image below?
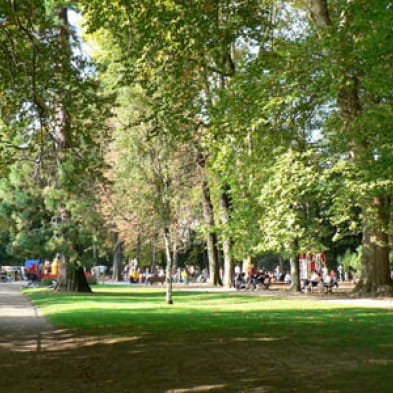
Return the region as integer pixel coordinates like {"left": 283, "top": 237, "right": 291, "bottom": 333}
{"left": 23, "top": 285, "right": 393, "bottom": 393}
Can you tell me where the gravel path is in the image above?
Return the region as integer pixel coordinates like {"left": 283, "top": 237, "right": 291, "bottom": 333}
{"left": 0, "top": 282, "right": 53, "bottom": 334}
{"left": 179, "top": 283, "right": 393, "bottom": 308}
{"left": 321, "top": 297, "right": 393, "bottom": 309}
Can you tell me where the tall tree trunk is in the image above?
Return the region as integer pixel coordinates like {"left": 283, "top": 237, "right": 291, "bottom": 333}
{"left": 163, "top": 225, "right": 173, "bottom": 304}
{"left": 92, "top": 230, "right": 98, "bottom": 267}
{"left": 308, "top": 0, "right": 393, "bottom": 296}
{"left": 197, "top": 152, "right": 222, "bottom": 286}
{"left": 242, "top": 256, "right": 252, "bottom": 276}
{"left": 289, "top": 239, "right": 301, "bottom": 292}
{"left": 151, "top": 232, "right": 158, "bottom": 271}
{"left": 112, "top": 232, "right": 123, "bottom": 282}
{"left": 219, "top": 189, "right": 234, "bottom": 288}
{"left": 57, "top": 254, "right": 91, "bottom": 293}
{"left": 54, "top": 7, "right": 91, "bottom": 293}
{"left": 355, "top": 197, "right": 393, "bottom": 296}
{"left": 135, "top": 231, "right": 141, "bottom": 266}
{"left": 172, "top": 228, "right": 178, "bottom": 270}
{"left": 53, "top": 7, "right": 70, "bottom": 153}
{"left": 278, "top": 254, "right": 284, "bottom": 275}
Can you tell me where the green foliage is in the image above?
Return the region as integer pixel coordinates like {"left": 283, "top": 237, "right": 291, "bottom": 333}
{"left": 0, "top": 3, "right": 112, "bottom": 268}
{"left": 258, "top": 148, "right": 330, "bottom": 253}
{"left": 337, "top": 247, "right": 362, "bottom": 273}
{"left": 1, "top": 1, "right": 393, "bottom": 287}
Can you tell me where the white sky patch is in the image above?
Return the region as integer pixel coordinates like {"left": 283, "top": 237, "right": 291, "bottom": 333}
{"left": 68, "top": 10, "right": 94, "bottom": 58}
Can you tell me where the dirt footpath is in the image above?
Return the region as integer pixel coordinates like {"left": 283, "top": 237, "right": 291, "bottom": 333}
{"left": 0, "top": 282, "right": 53, "bottom": 334}
{"left": 0, "top": 282, "right": 54, "bottom": 355}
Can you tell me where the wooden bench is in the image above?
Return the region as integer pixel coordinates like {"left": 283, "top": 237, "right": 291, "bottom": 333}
{"left": 145, "top": 276, "right": 165, "bottom": 285}
{"left": 322, "top": 280, "right": 338, "bottom": 294}
{"left": 303, "top": 279, "right": 338, "bottom": 294}
{"left": 242, "top": 276, "right": 271, "bottom": 291}
{"left": 255, "top": 277, "right": 271, "bottom": 290}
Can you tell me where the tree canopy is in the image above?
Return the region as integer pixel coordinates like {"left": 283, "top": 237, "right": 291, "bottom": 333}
{"left": 0, "top": 0, "right": 392, "bottom": 295}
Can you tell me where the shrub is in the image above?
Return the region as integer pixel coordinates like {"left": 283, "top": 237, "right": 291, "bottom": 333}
{"left": 337, "top": 246, "right": 362, "bottom": 278}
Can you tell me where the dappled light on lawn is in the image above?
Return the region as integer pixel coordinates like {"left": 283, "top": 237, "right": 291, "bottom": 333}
{"left": 231, "top": 336, "right": 288, "bottom": 343}
{"left": 166, "top": 384, "right": 227, "bottom": 393}
{"left": 18, "top": 287, "right": 393, "bottom": 393}
{"left": 0, "top": 329, "right": 142, "bottom": 353}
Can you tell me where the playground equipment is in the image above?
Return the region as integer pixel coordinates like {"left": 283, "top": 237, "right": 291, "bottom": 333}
{"left": 299, "top": 253, "right": 327, "bottom": 279}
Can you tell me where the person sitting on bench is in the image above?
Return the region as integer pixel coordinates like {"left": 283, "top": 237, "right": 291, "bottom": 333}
{"left": 303, "top": 270, "right": 321, "bottom": 292}
{"left": 235, "top": 272, "right": 247, "bottom": 290}
{"left": 255, "top": 269, "right": 271, "bottom": 289}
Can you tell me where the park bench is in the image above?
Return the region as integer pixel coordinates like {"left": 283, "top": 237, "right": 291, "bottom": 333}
{"left": 242, "top": 276, "right": 271, "bottom": 291}
{"left": 255, "top": 277, "right": 271, "bottom": 290}
{"left": 307, "top": 281, "right": 321, "bottom": 293}
{"left": 304, "top": 279, "right": 338, "bottom": 294}
{"left": 145, "top": 276, "right": 165, "bottom": 285}
{"left": 321, "top": 279, "right": 338, "bottom": 294}
{"left": 235, "top": 273, "right": 271, "bottom": 291}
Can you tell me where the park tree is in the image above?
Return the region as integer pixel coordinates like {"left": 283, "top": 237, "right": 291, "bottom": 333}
{"left": 258, "top": 149, "right": 330, "bottom": 291}
{"left": 0, "top": 2, "right": 111, "bottom": 291}
{"left": 92, "top": 44, "right": 199, "bottom": 299}
{"left": 91, "top": 29, "right": 203, "bottom": 283}
{"left": 192, "top": 2, "right": 323, "bottom": 279}
{"left": 301, "top": 0, "right": 393, "bottom": 296}
{"left": 2, "top": 0, "right": 392, "bottom": 297}
{"left": 0, "top": 163, "right": 53, "bottom": 262}
{"left": 81, "top": 0, "right": 274, "bottom": 288}
{"left": 111, "top": 114, "right": 197, "bottom": 304}
{"left": 220, "top": 0, "right": 393, "bottom": 295}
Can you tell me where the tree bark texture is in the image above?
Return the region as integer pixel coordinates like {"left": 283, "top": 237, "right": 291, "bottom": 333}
{"left": 112, "top": 233, "right": 123, "bottom": 282}
{"left": 135, "top": 232, "right": 141, "bottom": 265}
{"left": 197, "top": 152, "right": 222, "bottom": 286}
{"left": 289, "top": 240, "right": 301, "bottom": 292}
{"left": 354, "top": 197, "right": 393, "bottom": 296}
{"left": 163, "top": 225, "right": 173, "bottom": 304}
{"left": 242, "top": 256, "right": 252, "bottom": 276}
{"left": 53, "top": 8, "right": 91, "bottom": 293}
{"left": 219, "top": 189, "right": 234, "bottom": 288}
{"left": 57, "top": 255, "right": 91, "bottom": 293}
{"left": 172, "top": 229, "right": 178, "bottom": 270}
{"left": 151, "top": 232, "right": 158, "bottom": 270}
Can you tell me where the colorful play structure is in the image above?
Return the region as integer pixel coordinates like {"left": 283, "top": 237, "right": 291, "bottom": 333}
{"left": 23, "top": 257, "right": 60, "bottom": 280}
{"left": 299, "top": 253, "right": 327, "bottom": 279}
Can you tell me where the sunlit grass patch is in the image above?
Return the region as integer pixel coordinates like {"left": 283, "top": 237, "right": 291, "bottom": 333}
{"left": 24, "top": 286, "right": 392, "bottom": 338}
{"left": 22, "top": 285, "right": 393, "bottom": 393}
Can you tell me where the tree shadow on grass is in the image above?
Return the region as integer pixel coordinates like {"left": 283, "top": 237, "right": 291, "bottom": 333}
{"left": 46, "top": 305, "right": 393, "bottom": 345}
{"left": 1, "top": 307, "right": 392, "bottom": 393}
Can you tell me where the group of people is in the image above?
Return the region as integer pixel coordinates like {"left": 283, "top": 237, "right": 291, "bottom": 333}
{"left": 302, "top": 268, "right": 339, "bottom": 292}
{"left": 234, "top": 261, "right": 344, "bottom": 293}
{"left": 125, "top": 267, "right": 165, "bottom": 284}
{"left": 123, "top": 261, "right": 353, "bottom": 291}
{"left": 124, "top": 265, "right": 208, "bottom": 285}
{"left": 235, "top": 265, "right": 272, "bottom": 290}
